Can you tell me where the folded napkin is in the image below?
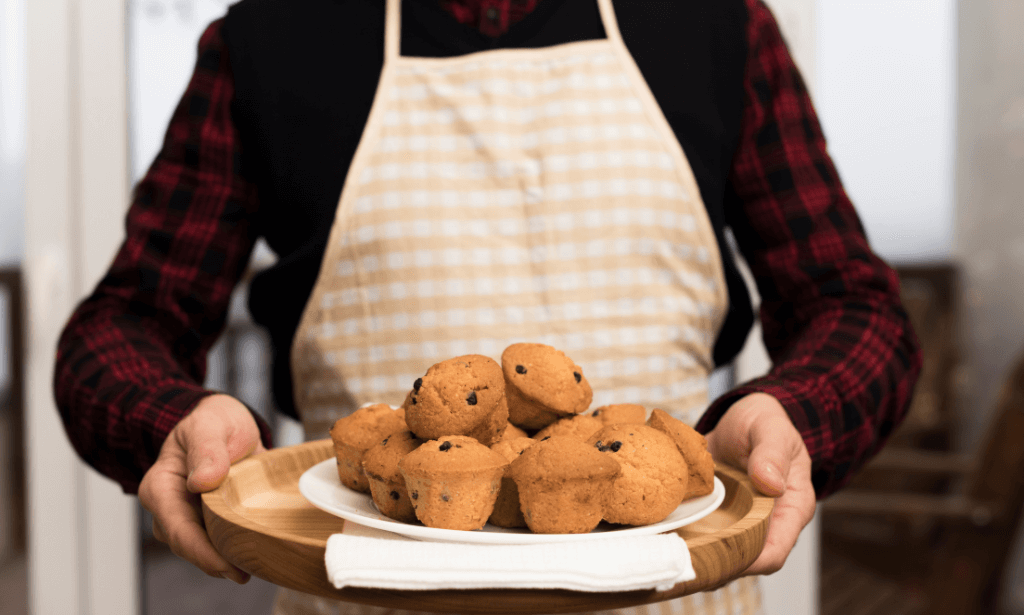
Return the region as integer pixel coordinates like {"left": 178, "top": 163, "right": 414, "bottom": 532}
{"left": 325, "top": 522, "right": 695, "bottom": 592}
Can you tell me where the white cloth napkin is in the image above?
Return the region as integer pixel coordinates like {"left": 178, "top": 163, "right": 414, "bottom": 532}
{"left": 324, "top": 522, "right": 695, "bottom": 592}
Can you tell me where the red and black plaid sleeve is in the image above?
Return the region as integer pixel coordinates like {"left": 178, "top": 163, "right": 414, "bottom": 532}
{"left": 53, "top": 20, "right": 271, "bottom": 494}
{"left": 696, "top": 1, "right": 923, "bottom": 498}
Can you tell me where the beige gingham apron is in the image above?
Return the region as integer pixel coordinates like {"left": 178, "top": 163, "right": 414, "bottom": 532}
{"left": 282, "top": 0, "right": 762, "bottom": 612}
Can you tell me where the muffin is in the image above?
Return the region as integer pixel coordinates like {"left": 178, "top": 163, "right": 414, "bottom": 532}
{"left": 588, "top": 425, "right": 688, "bottom": 526}
{"left": 501, "top": 343, "right": 593, "bottom": 430}
{"left": 534, "top": 414, "right": 604, "bottom": 442}
{"left": 398, "top": 436, "right": 508, "bottom": 530}
{"left": 404, "top": 355, "right": 509, "bottom": 446}
{"left": 591, "top": 403, "right": 647, "bottom": 425}
{"left": 488, "top": 437, "right": 536, "bottom": 528}
{"left": 499, "top": 422, "right": 530, "bottom": 442}
{"left": 329, "top": 404, "right": 407, "bottom": 493}
{"left": 362, "top": 430, "right": 424, "bottom": 523}
{"left": 509, "top": 435, "right": 620, "bottom": 534}
{"left": 647, "top": 408, "right": 716, "bottom": 499}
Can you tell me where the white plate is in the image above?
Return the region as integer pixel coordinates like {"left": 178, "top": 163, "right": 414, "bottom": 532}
{"left": 298, "top": 457, "right": 726, "bottom": 544}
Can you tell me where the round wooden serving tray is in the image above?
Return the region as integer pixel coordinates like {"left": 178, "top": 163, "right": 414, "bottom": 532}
{"left": 202, "top": 439, "right": 773, "bottom": 614}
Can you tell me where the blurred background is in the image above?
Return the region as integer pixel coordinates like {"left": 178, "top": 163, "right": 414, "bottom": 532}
{"left": 2, "top": 0, "right": 1022, "bottom": 613}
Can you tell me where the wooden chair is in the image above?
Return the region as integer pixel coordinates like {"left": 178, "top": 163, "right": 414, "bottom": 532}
{"left": 886, "top": 265, "right": 960, "bottom": 451}
{"left": 821, "top": 345, "right": 1024, "bottom": 615}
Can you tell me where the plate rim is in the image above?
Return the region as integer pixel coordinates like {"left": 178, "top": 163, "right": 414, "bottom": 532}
{"left": 298, "top": 457, "right": 726, "bottom": 544}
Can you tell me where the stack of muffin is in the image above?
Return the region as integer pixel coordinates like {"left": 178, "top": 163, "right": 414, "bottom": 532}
{"left": 329, "top": 343, "right": 716, "bottom": 534}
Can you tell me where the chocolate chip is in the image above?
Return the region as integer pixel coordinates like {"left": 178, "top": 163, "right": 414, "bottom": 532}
{"left": 439, "top": 441, "right": 452, "bottom": 452}
{"left": 516, "top": 365, "right": 527, "bottom": 374}
{"left": 411, "top": 491, "right": 419, "bottom": 500}
{"left": 595, "top": 440, "right": 609, "bottom": 452}
{"left": 389, "top": 490, "right": 400, "bottom": 500}
{"left": 593, "top": 409, "right": 600, "bottom": 416}
{"left": 609, "top": 441, "right": 622, "bottom": 452}
{"left": 413, "top": 377, "right": 422, "bottom": 392}
{"left": 382, "top": 437, "right": 389, "bottom": 446}
{"left": 467, "top": 391, "right": 477, "bottom": 405}
{"left": 574, "top": 372, "right": 581, "bottom": 383}
{"left": 441, "top": 494, "right": 450, "bottom": 502}
{"left": 541, "top": 436, "right": 550, "bottom": 442}
{"left": 411, "top": 396, "right": 417, "bottom": 405}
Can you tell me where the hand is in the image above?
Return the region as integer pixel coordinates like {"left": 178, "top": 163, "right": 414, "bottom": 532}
{"left": 138, "top": 394, "right": 266, "bottom": 584}
{"left": 705, "top": 392, "right": 816, "bottom": 576}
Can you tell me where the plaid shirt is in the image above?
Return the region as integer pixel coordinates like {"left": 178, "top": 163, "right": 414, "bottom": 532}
{"left": 54, "top": 0, "right": 922, "bottom": 496}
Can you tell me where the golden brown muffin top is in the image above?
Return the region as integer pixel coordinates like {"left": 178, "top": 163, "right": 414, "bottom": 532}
{"left": 509, "top": 435, "right": 620, "bottom": 482}
{"left": 329, "top": 404, "right": 407, "bottom": 451}
{"left": 586, "top": 425, "right": 688, "bottom": 489}
{"left": 404, "top": 354, "right": 508, "bottom": 442}
{"left": 499, "top": 422, "right": 530, "bottom": 442}
{"left": 591, "top": 403, "right": 648, "bottom": 425}
{"left": 399, "top": 435, "right": 507, "bottom": 478}
{"left": 501, "top": 343, "right": 592, "bottom": 415}
{"left": 491, "top": 436, "right": 536, "bottom": 463}
{"left": 362, "top": 430, "right": 424, "bottom": 482}
{"left": 646, "top": 408, "right": 708, "bottom": 456}
{"left": 534, "top": 414, "right": 604, "bottom": 442}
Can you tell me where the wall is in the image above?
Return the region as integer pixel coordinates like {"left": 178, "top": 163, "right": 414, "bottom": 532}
{"left": 816, "top": 0, "right": 957, "bottom": 264}
{"left": 130, "top": 0, "right": 232, "bottom": 180}
{"left": 956, "top": 1, "right": 1024, "bottom": 612}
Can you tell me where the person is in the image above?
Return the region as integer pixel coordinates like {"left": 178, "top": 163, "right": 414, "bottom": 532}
{"left": 54, "top": 0, "right": 921, "bottom": 613}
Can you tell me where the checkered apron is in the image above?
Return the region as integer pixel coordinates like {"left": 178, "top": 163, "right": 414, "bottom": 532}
{"left": 283, "top": 0, "right": 761, "bottom": 612}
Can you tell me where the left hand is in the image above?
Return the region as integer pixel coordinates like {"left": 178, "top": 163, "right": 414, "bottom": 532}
{"left": 704, "top": 392, "right": 816, "bottom": 576}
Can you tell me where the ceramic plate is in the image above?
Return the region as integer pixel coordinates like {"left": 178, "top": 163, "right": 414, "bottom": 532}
{"left": 298, "top": 458, "right": 725, "bottom": 544}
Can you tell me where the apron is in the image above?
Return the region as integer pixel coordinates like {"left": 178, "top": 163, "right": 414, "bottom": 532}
{"left": 282, "top": 0, "right": 762, "bottom": 612}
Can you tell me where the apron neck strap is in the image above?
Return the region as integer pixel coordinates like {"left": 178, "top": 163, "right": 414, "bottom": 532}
{"left": 385, "top": 0, "right": 402, "bottom": 63}
{"left": 595, "top": 0, "right": 625, "bottom": 47}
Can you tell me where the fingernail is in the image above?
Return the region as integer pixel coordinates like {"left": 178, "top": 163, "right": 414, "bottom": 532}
{"left": 221, "top": 570, "right": 250, "bottom": 584}
{"left": 763, "top": 462, "right": 781, "bottom": 483}
{"left": 188, "top": 458, "right": 213, "bottom": 483}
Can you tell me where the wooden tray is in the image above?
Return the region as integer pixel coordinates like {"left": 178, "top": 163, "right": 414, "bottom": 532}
{"left": 202, "top": 439, "right": 773, "bottom": 614}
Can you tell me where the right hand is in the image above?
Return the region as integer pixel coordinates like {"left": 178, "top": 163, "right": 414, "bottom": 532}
{"left": 138, "top": 394, "right": 266, "bottom": 584}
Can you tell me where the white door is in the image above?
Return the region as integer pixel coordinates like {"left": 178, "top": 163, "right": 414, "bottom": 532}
{"left": 23, "top": 0, "right": 139, "bottom": 613}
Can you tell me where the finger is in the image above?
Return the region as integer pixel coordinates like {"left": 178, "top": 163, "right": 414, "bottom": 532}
{"left": 745, "top": 431, "right": 790, "bottom": 493}
{"left": 180, "top": 404, "right": 265, "bottom": 494}
{"left": 184, "top": 426, "right": 233, "bottom": 494}
{"left": 147, "top": 470, "right": 251, "bottom": 584}
{"left": 743, "top": 486, "right": 816, "bottom": 576}
{"left": 152, "top": 518, "right": 167, "bottom": 543}
{"left": 745, "top": 418, "right": 796, "bottom": 497}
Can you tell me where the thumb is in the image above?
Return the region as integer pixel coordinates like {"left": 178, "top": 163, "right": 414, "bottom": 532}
{"left": 183, "top": 421, "right": 233, "bottom": 494}
{"left": 746, "top": 417, "right": 794, "bottom": 497}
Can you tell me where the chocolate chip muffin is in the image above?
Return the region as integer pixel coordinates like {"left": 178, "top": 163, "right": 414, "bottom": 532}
{"left": 509, "top": 435, "right": 620, "bottom": 534}
{"left": 588, "top": 425, "right": 689, "bottom": 526}
{"left": 501, "top": 343, "right": 593, "bottom": 430}
{"left": 404, "top": 355, "right": 509, "bottom": 446}
{"left": 591, "top": 403, "right": 648, "bottom": 425}
{"left": 362, "top": 430, "right": 424, "bottom": 523}
{"left": 646, "top": 408, "right": 716, "bottom": 499}
{"left": 533, "top": 414, "right": 604, "bottom": 442}
{"left": 329, "top": 404, "right": 407, "bottom": 493}
{"left": 398, "top": 435, "right": 508, "bottom": 531}
{"left": 499, "top": 421, "right": 530, "bottom": 442}
{"left": 488, "top": 437, "right": 536, "bottom": 528}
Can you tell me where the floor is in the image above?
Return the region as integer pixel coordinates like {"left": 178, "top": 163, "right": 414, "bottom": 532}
{"left": 0, "top": 554, "right": 27, "bottom": 615}
{"left": 818, "top": 544, "right": 925, "bottom": 615}
{"left": 143, "top": 541, "right": 278, "bottom": 615}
